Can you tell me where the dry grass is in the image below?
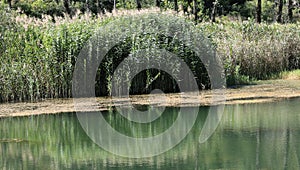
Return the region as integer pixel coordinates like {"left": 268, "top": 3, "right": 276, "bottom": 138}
{"left": 280, "top": 70, "right": 300, "bottom": 80}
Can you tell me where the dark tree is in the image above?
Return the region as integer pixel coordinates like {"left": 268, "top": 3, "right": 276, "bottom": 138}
{"left": 7, "top": 0, "right": 12, "bottom": 8}
{"left": 277, "top": 0, "right": 283, "bottom": 23}
{"left": 203, "top": 0, "right": 213, "bottom": 16}
{"left": 95, "top": 0, "right": 105, "bottom": 14}
{"left": 136, "top": 0, "right": 142, "bottom": 10}
{"left": 64, "top": 0, "right": 71, "bottom": 16}
{"left": 96, "top": 0, "right": 100, "bottom": 13}
{"left": 288, "top": 0, "right": 293, "bottom": 22}
{"left": 156, "top": 0, "right": 161, "bottom": 8}
{"left": 256, "top": 0, "right": 262, "bottom": 23}
{"left": 174, "top": 0, "right": 179, "bottom": 12}
{"left": 103, "top": 0, "right": 114, "bottom": 13}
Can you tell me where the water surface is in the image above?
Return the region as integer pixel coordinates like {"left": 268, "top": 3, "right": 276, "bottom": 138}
{"left": 1, "top": 98, "right": 300, "bottom": 169}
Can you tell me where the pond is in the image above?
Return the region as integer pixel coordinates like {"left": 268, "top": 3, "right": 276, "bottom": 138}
{"left": 1, "top": 98, "right": 300, "bottom": 169}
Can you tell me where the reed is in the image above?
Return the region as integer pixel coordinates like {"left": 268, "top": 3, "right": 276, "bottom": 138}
{"left": 198, "top": 19, "right": 300, "bottom": 82}
{"left": 1, "top": 7, "right": 300, "bottom": 102}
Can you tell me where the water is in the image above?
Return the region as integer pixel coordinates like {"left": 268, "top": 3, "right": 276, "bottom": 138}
{"left": 1, "top": 98, "right": 300, "bottom": 169}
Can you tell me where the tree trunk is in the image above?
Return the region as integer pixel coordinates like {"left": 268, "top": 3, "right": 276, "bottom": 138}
{"left": 175, "top": 0, "right": 179, "bottom": 12}
{"left": 194, "top": 0, "right": 198, "bottom": 22}
{"left": 7, "top": 0, "right": 12, "bottom": 9}
{"left": 211, "top": 0, "right": 218, "bottom": 22}
{"left": 156, "top": 0, "right": 161, "bottom": 8}
{"left": 114, "top": 0, "right": 116, "bottom": 11}
{"left": 256, "top": 0, "right": 262, "bottom": 23}
{"left": 136, "top": 0, "right": 142, "bottom": 10}
{"left": 183, "top": 1, "right": 188, "bottom": 14}
{"left": 277, "top": 0, "right": 283, "bottom": 23}
{"left": 288, "top": 0, "right": 293, "bottom": 22}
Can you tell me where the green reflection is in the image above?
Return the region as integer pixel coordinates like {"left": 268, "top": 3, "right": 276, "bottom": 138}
{"left": 1, "top": 98, "right": 300, "bottom": 169}
{"left": 103, "top": 107, "right": 181, "bottom": 138}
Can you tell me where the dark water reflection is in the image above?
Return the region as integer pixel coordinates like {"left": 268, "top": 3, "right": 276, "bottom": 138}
{"left": 1, "top": 98, "right": 300, "bottom": 169}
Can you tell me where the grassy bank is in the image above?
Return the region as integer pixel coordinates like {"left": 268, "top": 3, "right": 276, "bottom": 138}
{"left": 1, "top": 8, "right": 300, "bottom": 102}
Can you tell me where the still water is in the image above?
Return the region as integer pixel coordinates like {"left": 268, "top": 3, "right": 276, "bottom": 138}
{"left": 1, "top": 98, "right": 300, "bottom": 169}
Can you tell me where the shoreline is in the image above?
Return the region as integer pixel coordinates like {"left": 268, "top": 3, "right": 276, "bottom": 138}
{"left": 1, "top": 79, "right": 300, "bottom": 118}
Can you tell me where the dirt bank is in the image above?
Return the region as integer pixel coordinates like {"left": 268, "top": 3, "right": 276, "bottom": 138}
{"left": 1, "top": 79, "right": 300, "bottom": 118}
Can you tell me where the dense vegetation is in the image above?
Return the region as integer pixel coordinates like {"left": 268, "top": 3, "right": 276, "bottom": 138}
{"left": 2, "top": 0, "right": 300, "bottom": 23}
{"left": 0, "top": 1, "right": 300, "bottom": 102}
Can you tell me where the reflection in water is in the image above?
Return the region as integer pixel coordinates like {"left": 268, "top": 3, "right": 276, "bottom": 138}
{"left": 1, "top": 98, "right": 300, "bottom": 169}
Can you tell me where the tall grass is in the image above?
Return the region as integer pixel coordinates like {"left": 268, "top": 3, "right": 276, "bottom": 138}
{"left": 0, "top": 11, "right": 109, "bottom": 102}
{"left": 198, "top": 19, "right": 300, "bottom": 83}
{"left": 1, "top": 8, "right": 300, "bottom": 102}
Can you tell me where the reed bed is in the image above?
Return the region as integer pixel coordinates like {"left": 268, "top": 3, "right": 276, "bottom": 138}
{"left": 1, "top": 7, "right": 300, "bottom": 102}
{"left": 198, "top": 20, "right": 300, "bottom": 84}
